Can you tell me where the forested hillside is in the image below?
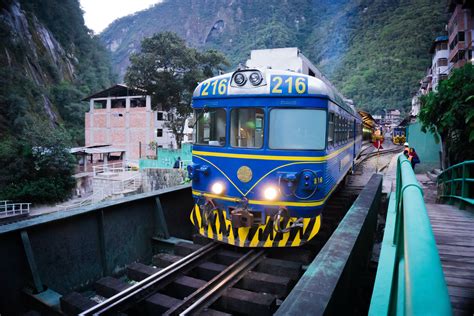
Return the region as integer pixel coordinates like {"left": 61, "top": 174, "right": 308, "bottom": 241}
{"left": 101, "top": 0, "right": 447, "bottom": 112}
{"left": 1, "top": 0, "right": 114, "bottom": 142}
{"left": 0, "top": 0, "right": 115, "bottom": 202}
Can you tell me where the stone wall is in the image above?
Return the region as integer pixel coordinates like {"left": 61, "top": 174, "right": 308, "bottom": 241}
{"left": 141, "top": 168, "right": 188, "bottom": 192}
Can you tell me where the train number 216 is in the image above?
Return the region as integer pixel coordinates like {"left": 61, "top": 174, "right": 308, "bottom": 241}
{"left": 270, "top": 75, "right": 308, "bottom": 95}
{"left": 201, "top": 78, "right": 228, "bottom": 96}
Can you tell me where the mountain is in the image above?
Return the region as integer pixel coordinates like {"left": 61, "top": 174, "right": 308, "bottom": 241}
{"left": 0, "top": 0, "right": 115, "bottom": 142}
{"left": 100, "top": 0, "right": 447, "bottom": 112}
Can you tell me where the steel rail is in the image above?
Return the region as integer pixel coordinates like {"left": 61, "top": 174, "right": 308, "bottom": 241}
{"left": 355, "top": 146, "right": 401, "bottom": 167}
{"left": 171, "top": 249, "right": 266, "bottom": 316}
{"left": 79, "top": 242, "right": 221, "bottom": 316}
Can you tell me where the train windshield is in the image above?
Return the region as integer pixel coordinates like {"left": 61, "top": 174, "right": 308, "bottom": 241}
{"left": 194, "top": 108, "right": 226, "bottom": 146}
{"left": 230, "top": 108, "right": 264, "bottom": 148}
{"left": 269, "top": 109, "right": 327, "bottom": 150}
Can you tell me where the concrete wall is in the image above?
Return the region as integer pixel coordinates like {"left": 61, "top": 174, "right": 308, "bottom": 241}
{"left": 141, "top": 168, "right": 187, "bottom": 192}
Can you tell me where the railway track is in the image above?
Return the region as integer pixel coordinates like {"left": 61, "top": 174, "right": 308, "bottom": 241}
{"left": 355, "top": 145, "right": 402, "bottom": 167}
{"left": 72, "top": 241, "right": 306, "bottom": 315}
{"left": 61, "top": 176, "right": 364, "bottom": 316}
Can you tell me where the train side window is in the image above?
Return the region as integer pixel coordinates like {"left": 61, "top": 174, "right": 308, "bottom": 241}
{"left": 269, "top": 109, "right": 326, "bottom": 150}
{"left": 230, "top": 108, "right": 264, "bottom": 148}
{"left": 194, "top": 108, "right": 226, "bottom": 146}
{"left": 328, "top": 112, "right": 335, "bottom": 147}
{"left": 346, "top": 119, "right": 350, "bottom": 142}
{"left": 337, "top": 115, "right": 342, "bottom": 144}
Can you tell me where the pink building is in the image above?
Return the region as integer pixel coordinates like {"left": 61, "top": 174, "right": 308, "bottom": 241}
{"left": 448, "top": 0, "right": 474, "bottom": 69}
{"left": 84, "top": 84, "right": 176, "bottom": 161}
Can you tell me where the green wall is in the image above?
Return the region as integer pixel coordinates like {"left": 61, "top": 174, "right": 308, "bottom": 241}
{"left": 407, "top": 121, "right": 441, "bottom": 172}
{"left": 140, "top": 143, "right": 192, "bottom": 169}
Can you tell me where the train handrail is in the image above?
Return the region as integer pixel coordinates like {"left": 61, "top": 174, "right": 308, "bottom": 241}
{"left": 369, "top": 155, "right": 452, "bottom": 315}
{"left": 437, "top": 160, "right": 474, "bottom": 209}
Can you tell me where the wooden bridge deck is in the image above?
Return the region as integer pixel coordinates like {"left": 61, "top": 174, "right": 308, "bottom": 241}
{"left": 426, "top": 203, "right": 474, "bottom": 315}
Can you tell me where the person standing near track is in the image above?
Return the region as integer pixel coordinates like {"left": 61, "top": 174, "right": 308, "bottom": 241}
{"left": 403, "top": 142, "right": 409, "bottom": 158}
{"left": 408, "top": 147, "right": 420, "bottom": 170}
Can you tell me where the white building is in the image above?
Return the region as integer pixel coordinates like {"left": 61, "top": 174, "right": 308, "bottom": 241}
{"left": 429, "top": 36, "right": 449, "bottom": 91}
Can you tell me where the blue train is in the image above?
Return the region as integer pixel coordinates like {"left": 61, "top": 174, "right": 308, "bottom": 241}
{"left": 187, "top": 49, "right": 362, "bottom": 247}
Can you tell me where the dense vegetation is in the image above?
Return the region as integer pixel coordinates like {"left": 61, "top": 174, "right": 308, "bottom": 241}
{"left": 125, "top": 32, "right": 228, "bottom": 148}
{"left": 101, "top": 0, "right": 447, "bottom": 113}
{"left": 0, "top": 0, "right": 115, "bottom": 203}
{"left": 420, "top": 64, "right": 474, "bottom": 166}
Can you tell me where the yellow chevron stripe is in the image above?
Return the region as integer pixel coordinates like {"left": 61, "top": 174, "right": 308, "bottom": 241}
{"left": 215, "top": 210, "right": 222, "bottom": 241}
{"left": 226, "top": 212, "right": 235, "bottom": 246}
{"left": 190, "top": 205, "right": 321, "bottom": 247}
{"left": 238, "top": 228, "right": 247, "bottom": 247}
{"left": 249, "top": 228, "right": 261, "bottom": 247}
{"left": 308, "top": 215, "right": 321, "bottom": 240}
{"left": 190, "top": 207, "right": 195, "bottom": 225}
{"left": 207, "top": 221, "right": 214, "bottom": 239}
{"left": 263, "top": 217, "right": 275, "bottom": 247}
{"left": 195, "top": 205, "right": 205, "bottom": 235}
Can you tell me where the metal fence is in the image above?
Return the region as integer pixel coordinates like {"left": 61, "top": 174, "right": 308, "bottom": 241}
{"left": 437, "top": 160, "right": 474, "bottom": 209}
{"left": 92, "top": 162, "right": 131, "bottom": 176}
{"left": 369, "top": 155, "right": 452, "bottom": 315}
{"left": 0, "top": 201, "right": 31, "bottom": 218}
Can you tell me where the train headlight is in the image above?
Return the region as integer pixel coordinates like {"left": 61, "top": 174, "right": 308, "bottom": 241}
{"left": 211, "top": 182, "right": 225, "bottom": 195}
{"left": 263, "top": 186, "right": 278, "bottom": 200}
{"left": 234, "top": 73, "right": 246, "bottom": 86}
{"left": 249, "top": 72, "right": 263, "bottom": 86}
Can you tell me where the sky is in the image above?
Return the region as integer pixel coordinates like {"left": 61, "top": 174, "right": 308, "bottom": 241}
{"left": 80, "top": 0, "right": 163, "bottom": 34}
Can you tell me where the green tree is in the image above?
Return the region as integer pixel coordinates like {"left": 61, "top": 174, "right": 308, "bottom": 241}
{"left": 0, "top": 119, "right": 75, "bottom": 203}
{"left": 124, "top": 32, "right": 228, "bottom": 148}
{"left": 419, "top": 64, "right": 474, "bottom": 167}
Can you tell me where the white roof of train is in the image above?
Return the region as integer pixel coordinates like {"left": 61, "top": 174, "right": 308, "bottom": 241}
{"left": 192, "top": 48, "right": 357, "bottom": 115}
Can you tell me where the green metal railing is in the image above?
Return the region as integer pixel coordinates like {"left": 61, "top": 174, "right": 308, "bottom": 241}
{"left": 369, "top": 155, "right": 452, "bottom": 315}
{"left": 437, "top": 160, "right": 474, "bottom": 209}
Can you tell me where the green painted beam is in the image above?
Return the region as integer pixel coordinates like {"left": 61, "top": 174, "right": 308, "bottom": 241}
{"left": 21, "top": 230, "right": 44, "bottom": 293}
{"left": 276, "top": 173, "right": 382, "bottom": 315}
{"left": 369, "top": 155, "right": 452, "bottom": 315}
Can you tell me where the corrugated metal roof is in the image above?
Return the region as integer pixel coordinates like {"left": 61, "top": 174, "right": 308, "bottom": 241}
{"left": 82, "top": 84, "right": 147, "bottom": 101}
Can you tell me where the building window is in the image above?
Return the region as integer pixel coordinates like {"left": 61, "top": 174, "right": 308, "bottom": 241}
{"left": 440, "top": 42, "right": 448, "bottom": 50}
{"left": 157, "top": 129, "right": 163, "bottom": 137}
{"left": 438, "top": 58, "right": 448, "bottom": 66}
{"left": 111, "top": 99, "right": 125, "bottom": 108}
{"left": 440, "top": 74, "right": 448, "bottom": 81}
{"left": 130, "top": 98, "right": 146, "bottom": 108}
{"left": 93, "top": 100, "right": 107, "bottom": 109}
{"left": 458, "top": 31, "right": 465, "bottom": 42}
{"left": 157, "top": 112, "right": 164, "bottom": 121}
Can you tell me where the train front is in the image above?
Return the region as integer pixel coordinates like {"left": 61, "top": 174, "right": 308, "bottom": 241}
{"left": 188, "top": 68, "right": 331, "bottom": 247}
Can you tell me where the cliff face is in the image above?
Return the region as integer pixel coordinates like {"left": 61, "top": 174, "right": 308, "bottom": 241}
{"left": 101, "top": 0, "right": 447, "bottom": 112}
{"left": 0, "top": 0, "right": 114, "bottom": 140}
